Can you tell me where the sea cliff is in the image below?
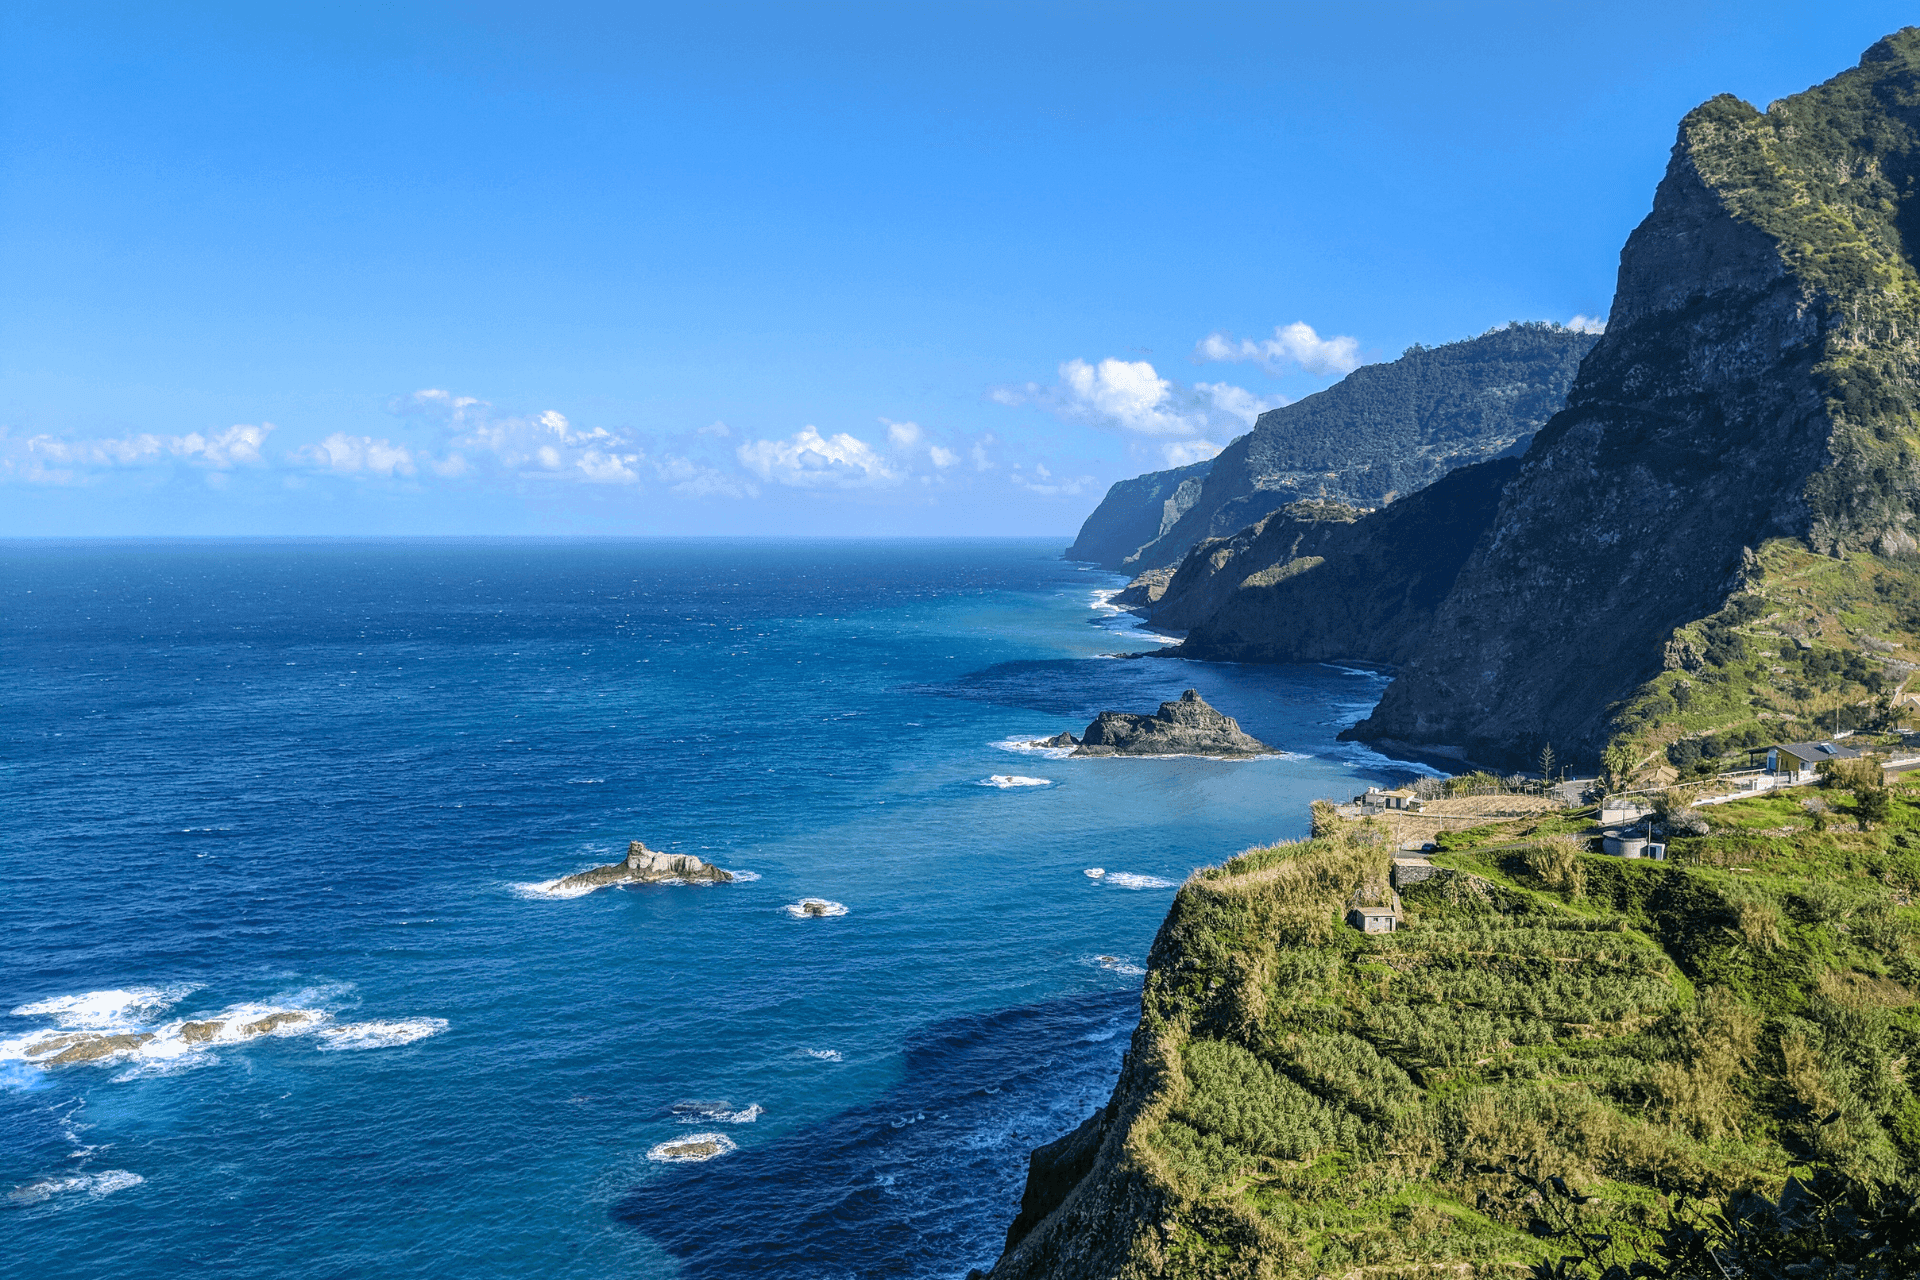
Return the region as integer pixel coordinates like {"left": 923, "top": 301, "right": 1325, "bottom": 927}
{"left": 1350, "top": 31, "right": 1920, "bottom": 767}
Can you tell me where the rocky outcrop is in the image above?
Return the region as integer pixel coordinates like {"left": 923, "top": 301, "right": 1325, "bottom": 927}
{"left": 1039, "top": 689, "right": 1270, "bottom": 757}
{"left": 552, "top": 841, "right": 733, "bottom": 893}
{"left": 1066, "top": 324, "right": 1595, "bottom": 573}
{"left": 1065, "top": 459, "right": 1215, "bottom": 568}
{"left": 1350, "top": 32, "right": 1920, "bottom": 766}
{"left": 1106, "top": 566, "right": 1176, "bottom": 611}
{"left": 25, "top": 1032, "right": 155, "bottom": 1066}
{"left": 1159, "top": 458, "right": 1519, "bottom": 664}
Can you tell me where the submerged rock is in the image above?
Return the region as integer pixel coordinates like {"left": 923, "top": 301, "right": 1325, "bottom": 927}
{"left": 1060, "top": 689, "right": 1269, "bottom": 758}
{"left": 551, "top": 841, "right": 734, "bottom": 894}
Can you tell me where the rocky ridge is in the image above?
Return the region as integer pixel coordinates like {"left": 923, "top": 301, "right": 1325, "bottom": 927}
{"left": 1067, "top": 324, "right": 1595, "bottom": 573}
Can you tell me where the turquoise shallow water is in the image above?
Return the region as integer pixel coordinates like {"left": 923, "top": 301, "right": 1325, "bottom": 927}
{"left": 0, "top": 538, "right": 1426, "bottom": 1279}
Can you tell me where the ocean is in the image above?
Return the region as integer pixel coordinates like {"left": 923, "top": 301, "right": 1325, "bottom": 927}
{"left": 0, "top": 538, "right": 1428, "bottom": 1279}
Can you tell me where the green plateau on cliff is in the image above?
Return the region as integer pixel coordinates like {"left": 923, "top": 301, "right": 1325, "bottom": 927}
{"left": 982, "top": 785, "right": 1920, "bottom": 1280}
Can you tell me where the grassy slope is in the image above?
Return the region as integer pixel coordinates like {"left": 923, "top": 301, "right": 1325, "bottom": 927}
{"left": 1607, "top": 539, "right": 1920, "bottom": 778}
{"left": 1103, "top": 790, "right": 1920, "bottom": 1278}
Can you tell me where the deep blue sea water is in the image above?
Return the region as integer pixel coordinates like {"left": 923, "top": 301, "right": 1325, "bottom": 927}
{"left": 0, "top": 538, "right": 1428, "bottom": 1279}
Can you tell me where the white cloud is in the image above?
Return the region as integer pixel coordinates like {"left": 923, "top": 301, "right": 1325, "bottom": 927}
{"left": 1161, "top": 439, "right": 1224, "bottom": 467}
{"left": 655, "top": 455, "right": 758, "bottom": 499}
{"left": 294, "top": 432, "right": 417, "bottom": 477}
{"left": 698, "top": 420, "right": 731, "bottom": 437}
{"left": 971, "top": 436, "right": 996, "bottom": 470}
{"left": 1196, "top": 381, "right": 1285, "bottom": 426}
{"left": 1010, "top": 463, "right": 1095, "bottom": 497}
{"left": 425, "top": 400, "right": 645, "bottom": 484}
{"left": 1194, "top": 322, "right": 1363, "bottom": 377}
{"left": 1568, "top": 314, "right": 1608, "bottom": 334}
{"left": 3, "top": 423, "right": 275, "bottom": 484}
{"left": 995, "top": 358, "right": 1276, "bottom": 442}
{"left": 1060, "top": 358, "right": 1193, "bottom": 436}
{"left": 885, "top": 419, "right": 922, "bottom": 446}
{"left": 929, "top": 445, "right": 958, "bottom": 469}
{"left": 736, "top": 426, "right": 902, "bottom": 489}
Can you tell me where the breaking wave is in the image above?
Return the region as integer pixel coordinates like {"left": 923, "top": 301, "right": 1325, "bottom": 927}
{"left": 315, "top": 1019, "right": 447, "bottom": 1051}
{"left": 8, "top": 1170, "right": 145, "bottom": 1205}
{"left": 978, "top": 775, "right": 1051, "bottom": 788}
{"left": 783, "top": 899, "right": 848, "bottom": 919}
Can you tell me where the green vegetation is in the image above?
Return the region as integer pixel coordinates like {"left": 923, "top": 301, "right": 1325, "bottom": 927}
{"left": 1607, "top": 538, "right": 1920, "bottom": 780}
{"left": 1098, "top": 785, "right": 1920, "bottom": 1278}
{"left": 1685, "top": 32, "right": 1920, "bottom": 552}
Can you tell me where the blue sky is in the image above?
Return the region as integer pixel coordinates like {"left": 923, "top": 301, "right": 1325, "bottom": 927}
{"left": 3, "top": 1, "right": 1912, "bottom": 536}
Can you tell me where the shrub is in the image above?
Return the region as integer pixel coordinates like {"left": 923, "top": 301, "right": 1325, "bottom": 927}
{"left": 1523, "top": 835, "right": 1587, "bottom": 900}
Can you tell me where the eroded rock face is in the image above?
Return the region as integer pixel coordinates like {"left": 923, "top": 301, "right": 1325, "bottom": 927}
{"left": 1063, "top": 690, "right": 1269, "bottom": 758}
{"left": 1147, "top": 461, "right": 1520, "bottom": 670}
{"left": 551, "top": 841, "right": 733, "bottom": 894}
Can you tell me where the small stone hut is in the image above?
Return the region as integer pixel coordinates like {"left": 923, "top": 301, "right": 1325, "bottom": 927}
{"left": 1344, "top": 881, "right": 1405, "bottom": 934}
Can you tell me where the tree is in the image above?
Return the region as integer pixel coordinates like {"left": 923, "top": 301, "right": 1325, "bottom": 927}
{"left": 1539, "top": 743, "right": 1557, "bottom": 782}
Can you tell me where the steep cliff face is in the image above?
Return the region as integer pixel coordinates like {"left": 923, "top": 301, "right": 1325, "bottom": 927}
{"left": 1353, "top": 32, "right": 1920, "bottom": 767}
{"left": 1152, "top": 459, "right": 1517, "bottom": 669}
{"left": 1066, "top": 326, "right": 1596, "bottom": 572}
{"left": 1068, "top": 459, "right": 1215, "bottom": 568}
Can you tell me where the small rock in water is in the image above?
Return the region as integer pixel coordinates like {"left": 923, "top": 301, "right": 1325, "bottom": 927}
{"left": 1084, "top": 868, "right": 1106, "bottom": 879}
{"left": 549, "top": 840, "right": 734, "bottom": 895}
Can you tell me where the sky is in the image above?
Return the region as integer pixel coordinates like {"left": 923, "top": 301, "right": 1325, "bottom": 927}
{"left": 3, "top": 1, "right": 1915, "bottom": 537}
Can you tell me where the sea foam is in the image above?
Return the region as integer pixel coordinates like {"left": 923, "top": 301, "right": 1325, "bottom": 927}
{"left": 784, "top": 899, "right": 848, "bottom": 919}
{"left": 8, "top": 1170, "right": 145, "bottom": 1205}
{"left": 1087, "top": 870, "right": 1179, "bottom": 889}
{"left": 978, "top": 775, "right": 1051, "bottom": 788}
{"left": 315, "top": 1018, "right": 447, "bottom": 1051}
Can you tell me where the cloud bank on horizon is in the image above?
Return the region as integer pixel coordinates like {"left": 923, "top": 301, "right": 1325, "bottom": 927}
{"left": 1, "top": 315, "right": 1603, "bottom": 524}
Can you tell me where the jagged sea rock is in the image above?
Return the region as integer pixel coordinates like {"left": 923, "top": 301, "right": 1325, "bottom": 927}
{"left": 29, "top": 1032, "right": 156, "bottom": 1066}
{"left": 1065, "top": 690, "right": 1269, "bottom": 758}
{"left": 551, "top": 841, "right": 733, "bottom": 894}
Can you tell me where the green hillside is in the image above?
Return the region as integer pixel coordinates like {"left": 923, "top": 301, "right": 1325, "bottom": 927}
{"left": 987, "top": 786, "right": 1920, "bottom": 1278}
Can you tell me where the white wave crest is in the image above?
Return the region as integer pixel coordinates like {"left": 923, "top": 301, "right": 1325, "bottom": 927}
{"left": 1101, "top": 872, "right": 1180, "bottom": 890}
{"left": 727, "top": 870, "right": 761, "bottom": 881}
{"left": 784, "top": 899, "right": 848, "bottom": 919}
{"left": 801, "top": 1048, "right": 843, "bottom": 1062}
{"left": 992, "top": 736, "right": 1076, "bottom": 760}
{"left": 1092, "top": 955, "right": 1146, "bottom": 976}
{"left": 978, "top": 775, "right": 1052, "bottom": 788}
{"left": 8, "top": 1170, "right": 145, "bottom": 1205}
{"left": 316, "top": 1018, "right": 447, "bottom": 1051}
{"left": 11, "top": 985, "right": 199, "bottom": 1030}
{"left": 672, "top": 1100, "right": 763, "bottom": 1124}
{"left": 647, "top": 1132, "right": 736, "bottom": 1163}
{"left": 1084, "top": 868, "right": 1105, "bottom": 879}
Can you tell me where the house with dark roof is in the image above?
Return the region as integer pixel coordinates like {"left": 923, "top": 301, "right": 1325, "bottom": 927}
{"left": 1765, "top": 740, "right": 1861, "bottom": 783}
